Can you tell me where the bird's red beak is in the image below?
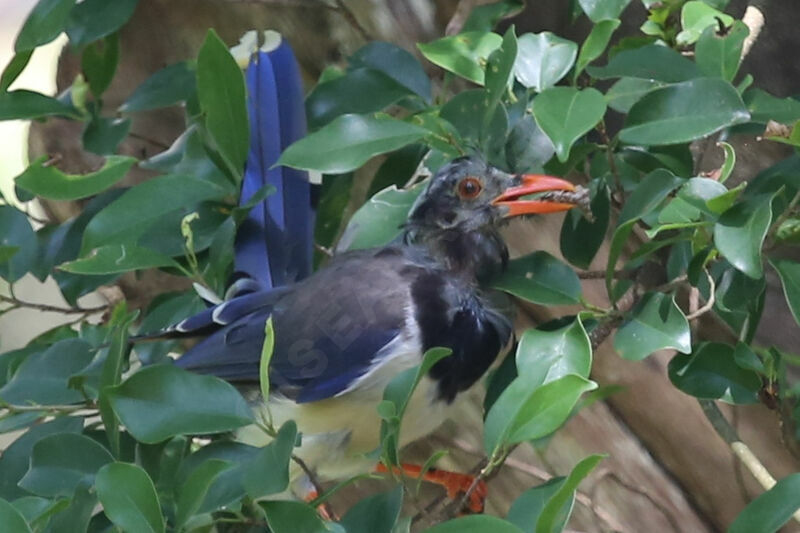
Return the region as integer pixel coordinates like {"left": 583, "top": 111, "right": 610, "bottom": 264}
{"left": 492, "top": 174, "right": 577, "bottom": 217}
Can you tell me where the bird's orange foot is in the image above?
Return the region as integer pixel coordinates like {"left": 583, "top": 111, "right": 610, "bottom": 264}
{"left": 375, "top": 463, "right": 487, "bottom": 513}
{"left": 303, "top": 489, "right": 338, "bottom": 521}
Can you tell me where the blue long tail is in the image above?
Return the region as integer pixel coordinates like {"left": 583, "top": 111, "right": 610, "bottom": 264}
{"left": 236, "top": 38, "right": 314, "bottom": 290}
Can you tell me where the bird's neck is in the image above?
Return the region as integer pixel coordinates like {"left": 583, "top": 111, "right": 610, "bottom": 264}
{"left": 410, "top": 227, "right": 508, "bottom": 283}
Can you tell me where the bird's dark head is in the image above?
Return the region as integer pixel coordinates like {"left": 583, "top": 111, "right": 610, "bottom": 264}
{"left": 405, "top": 156, "right": 577, "bottom": 279}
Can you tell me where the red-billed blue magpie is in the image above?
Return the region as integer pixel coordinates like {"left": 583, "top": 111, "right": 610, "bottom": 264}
{"left": 156, "top": 35, "right": 578, "bottom": 510}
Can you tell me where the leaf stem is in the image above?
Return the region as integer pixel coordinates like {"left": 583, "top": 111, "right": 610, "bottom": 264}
{"left": 0, "top": 294, "right": 109, "bottom": 315}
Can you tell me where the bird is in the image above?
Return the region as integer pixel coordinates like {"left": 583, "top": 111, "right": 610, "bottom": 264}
{"left": 153, "top": 35, "right": 579, "bottom": 513}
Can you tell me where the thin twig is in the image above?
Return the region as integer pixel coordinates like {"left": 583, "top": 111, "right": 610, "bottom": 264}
{"left": 685, "top": 271, "right": 716, "bottom": 320}
{"left": 593, "top": 470, "right": 681, "bottom": 533}
{"left": 127, "top": 131, "right": 170, "bottom": 150}
{"left": 765, "top": 189, "right": 800, "bottom": 249}
{"left": 331, "top": 0, "right": 373, "bottom": 41}
{"left": 292, "top": 454, "right": 337, "bottom": 519}
{"left": 0, "top": 294, "right": 109, "bottom": 315}
{"left": 578, "top": 269, "right": 633, "bottom": 280}
{"left": 445, "top": 0, "right": 477, "bottom": 36}
{"left": 699, "top": 399, "right": 800, "bottom": 525}
{"left": 1, "top": 402, "right": 94, "bottom": 414}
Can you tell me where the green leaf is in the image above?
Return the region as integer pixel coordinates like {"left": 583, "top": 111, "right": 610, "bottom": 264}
{"left": 81, "top": 34, "right": 120, "bottom": 96}
{"left": 65, "top": 0, "right": 139, "bottom": 47}
{"left": 259, "top": 316, "right": 275, "bottom": 401}
{"left": 18, "top": 433, "right": 114, "bottom": 497}
{"left": 14, "top": 0, "right": 75, "bottom": 52}
{"left": 491, "top": 251, "right": 582, "bottom": 305}
{"left": 769, "top": 259, "right": 800, "bottom": 328}
{"left": 505, "top": 113, "right": 555, "bottom": 173}
{"left": 82, "top": 113, "right": 131, "bottom": 155}
{"left": 350, "top": 41, "right": 432, "bottom": 102}
{"left": 464, "top": 0, "right": 525, "bottom": 32}
{"left": 45, "top": 483, "right": 96, "bottom": 533}
{"left": 121, "top": 62, "right": 196, "bottom": 112}
{"left": 507, "top": 478, "right": 569, "bottom": 533}
{"left": 95, "top": 462, "right": 164, "bottom": 533}
{"left": 15, "top": 155, "right": 135, "bottom": 200}
{"left": 340, "top": 486, "right": 403, "bottom": 533}
{"left": 620, "top": 78, "right": 750, "bottom": 145}
{"left": 513, "top": 32, "right": 577, "bottom": 92}
{"left": 743, "top": 89, "right": 800, "bottom": 124}
{"left": 695, "top": 21, "right": 748, "bottom": 82}
{"left": 174, "top": 459, "right": 232, "bottom": 528}
{"left": 261, "top": 501, "right": 329, "bottom": 533}
{"left": 536, "top": 455, "right": 605, "bottom": 533}
{"left": 427, "top": 515, "right": 523, "bottom": 533}
{"left": 243, "top": 421, "right": 296, "bottom": 499}
{"left": 614, "top": 293, "right": 691, "bottom": 361}
{"left": 196, "top": 29, "right": 249, "bottom": 175}
{"left": 560, "top": 182, "right": 610, "bottom": 268}
{"left": 577, "top": 0, "right": 631, "bottom": 22}
{"left": 587, "top": 44, "right": 699, "bottom": 82}
{"left": 440, "top": 89, "right": 508, "bottom": 159}
{"left": 668, "top": 342, "right": 762, "bottom": 404}
{"left": 59, "top": 244, "right": 180, "bottom": 274}
{"left": 417, "top": 31, "right": 503, "bottom": 85}
{"left": 0, "top": 498, "right": 32, "bottom": 533}
{"left": 717, "top": 141, "right": 736, "bottom": 183}
{"left": 0, "top": 206, "right": 37, "bottom": 283}
{"left": 605, "top": 77, "right": 664, "bottom": 113}
{"left": 676, "top": 1, "right": 733, "bottom": 46}
{"left": 575, "top": 20, "right": 620, "bottom": 79}
{"left": 533, "top": 87, "right": 606, "bottom": 162}
{"left": 713, "top": 193, "right": 773, "bottom": 278}
{"left": 81, "top": 174, "right": 228, "bottom": 253}
{"left": 729, "top": 473, "right": 800, "bottom": 533}
{"left": 0, "top": 90, "right": 78, "bottom": 120}
{"left": 279, "top": 114, "right": 428, "bottom": 174}
{"left": 338, "top": 182, "right": 425, "bottom": 250}
{"left": 0, "top": 338, "right": 94, "bottom": 405}
{"left": 484, "top": 374, "right": 597, "bottom": 454}
{"left": 485, "top": 27, "right": 518, "bottom": 126}
{"left": 106, "top": 364, "right": 254, "bottom": 444}
{"left": 307, "top": 68, "right": 415, "bottom": 129}
{"left": 515, "top": 318, "right": 592, "bottom": 387}
{"left": 0, "top": 50, "right": 33, "bottom": 91}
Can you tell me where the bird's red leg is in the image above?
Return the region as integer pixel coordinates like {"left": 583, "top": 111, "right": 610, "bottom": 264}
{"left": 374, "top": 463, "right": 487, "bottom": 513}
{"left": 302, "top": 489, "right": 338, "bottom": 521}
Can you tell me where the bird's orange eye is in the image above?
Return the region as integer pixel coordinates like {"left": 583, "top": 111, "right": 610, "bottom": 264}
{"left": 457, "top": 177, "right": 483, "bottom": 199}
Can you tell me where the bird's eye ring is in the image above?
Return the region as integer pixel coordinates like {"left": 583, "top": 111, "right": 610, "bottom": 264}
{"left": 457, "top": 177, "right": 483, "bottom": 199}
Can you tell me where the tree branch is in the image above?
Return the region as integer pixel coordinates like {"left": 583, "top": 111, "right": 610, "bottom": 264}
{"left": 0, "top": 294, "right": 109, "bottom": 315}
{"left": 331, "top": 0, "right": 373, "bottom": 41}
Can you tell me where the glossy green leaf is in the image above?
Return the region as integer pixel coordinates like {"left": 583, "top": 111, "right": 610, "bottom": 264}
{"left": 174, "top": 459, "right": 232, "bottom": 528}
{"left": 515, "top": 318, "right": 592, "bottom": 387}
{"left": 0, "top": 90, "right": 78, "bottom": 120}
{"left": 620, "top": 78, "right": 750, "bottom": 145}
{"left": 676, "top": 1, "right": 733, "bottom": 46}
{"left": 714, "top": 193, "right": 773, "bottom": 278}
{"left": 0, "top": 498, "right": 32, "bottom": 533}
{"left": 259, "top": 316, "right": 275, "bottom": 402}
{"left": 668, "top": 342, "right": 761, "bottom": 404}
{"left": 337, "top": 182, "right": 425, "bottom": 251}
{"left": 14, "top": 0, "right": 75, "bottom": 52}
{"left": 513, "top": 32, "right": 577, "bottom": 92}
{"left": 82, "top": 113, "right": 131, "bottom": 155}
{"left": 340, "top": 486, "right": 403, "bottom": 533}
{"left": 533, "top": 87, "right": 606, "bottom": 162}
{"left": 261, "top": 501, "right": 329, "bottom": 533}
{"left": 770, "top": 259, "right": 800, "bottom": 328}
{"left": 536, "top": 455, "right": 604, "bottom": 533}
{"left": 575, "top": 20, "right": 620, "bottom": 79}
{"left": 0, "top": 206, "right": 37, "bottom": 283}
{"left": 45, "top": 483, "right": 97, "bottom": 533}
{"left": 0, "top": 338, "right": 94, "bottom": 405}
{"left": 417, "top": 31, "right": 503, "bottom": 85}
{"left": 59, "top": 244, "right": 180, "bottom": 274}
{"left": 197, "top": 29, "right": 249, "bottom": 175}
{"left": 717, "top": 141, "right": 736, "bottom": 183}
{"left": 744, "top": 89, "right": 800, "bottom": 124}
{"left": 19, "top": 433, "right": 114, "bottom": 497}
{"left": 307, "top": 68, "right": 414, "bottom": 129}
{"left": 427, "top": 515, "right": 523, "bottom": 533}
{"left": 243, "top": 421, "right": 296, "bottom": 499}
{"left": 505, "top": 113, "right": 555, "bottom": 173}
{"left": 0, "top": 50, "right": 33, "bottom": 91}
{"left": 81, "top": 34, "right": 120, "bottom": 96}
{"left": 605, "top": 77, "right": 664, "bottom": 113}
{"left": 614, "top": 293, "right": 691, "bottom": 361}
{"left": 729, "top": 473, "right": 800, "bottom": 533}
{"left": 588, "top": 44, "right": 699, "bottom": 82}
{"left": 492, "top": 251, "right": 582, "bottom": 305}
{"left": 65, "top": 0, "right": 139, "bottom": 47}
{"left": 440, "top": 89, "right": 508, "bottom": 159}
{"left": 560, "top": 182, "right": 610, "bottom": 268}
{"left": 15, "top": 155, "right": 135, "bottom": 200}
{"left": 121, "top": 62, "right": 196, "bottom": 112}
{"left": 81, "top": 174, "right": 228, "bottom": 253}
{"left": 106, "top": 364, "right": 254, "bottom": 443}
{"left": 95, "top": 462, "right": 164, "bottom": 533}
{"left": 484, "top": 374, "right": 597, "bottom": 454}
{"left": 578, "top": 0, "right": 631, "bottom": 21}
{"left": 351, "top": 41, "right": 432, "bottom": 101}
{"left": 279, "top": 114, "right": 428, "bottom": 174}
{"left": 485, "top": 27, "right": 518, "bottom": 125}
{"left": 507, "top": 478, "right": 569, "bottom": 533}
{"left": 463, "top": 0, "right": 525, "bottom": 32}
{"left": 695, "top": 21, "right": 748, "bottom": 82}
